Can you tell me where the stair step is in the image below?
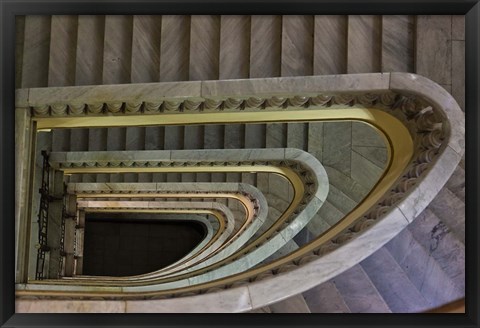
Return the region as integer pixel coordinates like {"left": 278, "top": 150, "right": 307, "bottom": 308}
{"left": 262, "top": 239, "right": 299, "bottom": 264}
{"left": 269, "top": 294, "right": 311, "bottom": 313}
{"left": 381, "top": 15, "right": 414, "bottom": 72}
{"left": 245, "top": 124, "right": 266, "bottom": 149}
{"left": 407, "top": 208, "right": 465, "bottom": 294}
{"left": 248, "top": 306, "right": 272, "bottom": 313}
{"left": 250, "top": 15, "right": 281, "bottom": 78}
{"left": 333, "top": 264, "right": 391, "bottom": 313}
{"left": 427, "top": 187, "right": 465, "bottom": 244}
{"left": 445, "top": 165, "right": 465, "bottom": 200}
{"left": 324, "top": 166, "right": 368, "bottom": 203}
{"left": 159, "top": 15, "right": 190, "bottom": 82}
{"left": 303, "top": 281, "right": 350, "bottom": 313}
{"left": 75, "top": 15, "right": 105, "bottom": 85}
{"left": 51, "top": 130, "right": 70, "bottom": 152}
{"left": 287, "top": 123, "right": 308, "bottom": 150}
{"left": 103, "top": 15, "right": 133, "bottom": 84}
{"left": 347, "top": 15, "right": 381, "bottom": 73}
{"left": 266, "top": 123, "right": 287, "bottom": 148}
{"left": 48, "top": 15, "right": 77, "bottom": 87}
{"left": 307, "top": 122, "right": 323, "bottom": 162}
{"left": 124, "top": 127, "right": 145, "bottom": 182}
{"left": 313, "top": 15, "right": 347, "bottom": 75}
{"left": 415, "top": 15, "right": 452, "bottom": 86}
{"left": 350, "top": 149, "right": 384, "bottom": 190}
{"left": 326, "top": 184, "right": 358, "bottom": 215}
{"left": 360, "top": 247, "right": 431, "bottom": 312}
{"left": 281, "top": 15, "right": 314, "bottom": 77}
{"left": 22, "top": 16, "right": 51, "bottom": 88}
{"left": 189, "top": 15, "right": 220, "bottom": 81}
{"left": 219, "top": 15, "right": 250, "bottom": 79}
{"left": 323, "top": 122, "right": 352, "bottom": 176}
{"left": 293, "top": 226, "right": 316, "bottom": 246}
{"left": 385, "top": 217, "right": 463, "bottom": 308}
{"left": 131, "top": 15, "right": 161, "bottom": 83}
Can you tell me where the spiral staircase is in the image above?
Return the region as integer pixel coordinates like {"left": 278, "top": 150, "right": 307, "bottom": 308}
{"left": 14, "top": 15, "right": 465, "bottom": 313}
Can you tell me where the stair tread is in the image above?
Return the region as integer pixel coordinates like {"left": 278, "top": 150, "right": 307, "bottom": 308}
{"left": 219, "top": 15, "right": 250, "bottom": 79}
{"left": 360, "top": 247, "right": 431, "bottom": 312}
{"left": 332, "top": 264, "right": 391, "bottom": 313}
{"left": 427, "top": 187, "right": 465, "bottom": 244}
{"left": 381, "top": 15, "right": 414, "bottom": 72}
{"left": 22, "top": 16, "right": 51, "bottom": 88}
{"left": 313, "top": 15, "right": 347, "bottom": 75}
{"left": 189, "top": 15, "right": 220, "bottom": 81}
{"left": 303, "top": 281, "right": 351, "bottom": 313}
{"left": 48, "top": 15, "right": 77, "bottom": 87}
{"left": 385, "top": 222, "right": 464, "bottom": 307}
{"left": 102, "top": 15, "right": 133, "bottom": 84}
{"left": 347, "top": 15, "right": 381, "bottom": 73}
{"left": 131, "top": 15, "right": 161, "bottom": 83}
{"left": 269, "top": 294, "right": 311, "bottom": 313}
{"left": 250, "top": 15, "right": 281, "bottom": 78}
{"left": 76, "top": 15, "right": 104, "bottom": 85}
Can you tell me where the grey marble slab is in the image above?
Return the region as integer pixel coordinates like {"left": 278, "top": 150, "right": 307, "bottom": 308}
{"left": 159, "top": 15, "right": 190, "bottom": 82}
{"left": 269, "top": 294, "right": 311, "bottom": 313}
{"left": 323, "top": 122, "right": 351, "bottom": 176}
{"left": 75, "top": 16, "right": 105, "bottom": 86}
{"left": 332, "top": 264, "right": 391, "bottom": 313}
{"left": 16, "top": 299, "right": 127, "bottom": 313}
{"left": 415, "top": 15, "right": 452, "bottom": 85}
{"left": 189, "top": 15, "right": 220, "bottom": 81}
{"left": 131, "top": 16, "right": 161, "bottom": 83}
{"left": 360, "top": 247, "right": 431, "bottom": 312}
{"left": 313, "top": 15, "right": 347, "bottom": 75}
{"left": 350, "top": 150, "right": 383, "bottom": 190}
{"left": 451, "top": 40, "right": 465, "bottom": 111}
{"left": 351, "top": 146, "right": 387, "bottom": 169}
{"left": 103, "top": 15, "right": 133, "bottom": 84}
{"left": 351, "top": 121, "right": 385, "bottom": 148}
{"left": 21, "top": 16, "right": 50, "bottom": 88}
{"left": 381, "top": 15, "right": 414, "bottom": 72}
{"left": 303, "top": 281, "right": 350, "bottom": 313}
{"left": 250, "top": 15, "right": 281, "bottom": 78}
{"left": 219, "top": 16, "right": 250, "bottom": 80}
{"left": 347, "top": 15, "right": 381, "bottom": 73}
{"left": 281, "top": 15, "right": 314, "bottom": 77}
{"left": 48, "top": 16, "right": 77, "bottom": 87}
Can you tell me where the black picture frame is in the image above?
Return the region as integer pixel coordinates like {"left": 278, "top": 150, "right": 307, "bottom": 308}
{"left": 1, "top": 1, "right": 478, "bottom": 327}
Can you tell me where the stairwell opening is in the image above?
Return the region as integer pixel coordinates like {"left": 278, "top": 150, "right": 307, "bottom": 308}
{"left": 82, "top": 214, "right": 207, "bottom": 277}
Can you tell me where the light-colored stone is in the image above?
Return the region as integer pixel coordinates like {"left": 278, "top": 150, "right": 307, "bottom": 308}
{"left": 201, "top": 73, "right": 390, "bottom": 98}
{"left": 189, "top": 15, "right": 220, "bottom": 81}
{"left": 396, "top": 145, "right": 461, "bottom": 223}
{"left": 269, "top": 294, "right": 311, "bottom": 313}
{"left": 313, "top": 15, "right": 347, "bottom": 75}
{"left": 131, "top": 16, "right": 161, "bottom": 83}
{"left": 16, "top": 300, "right": 126, "bottom": 313}
{"left": 451, "top": 40, "right": 465, "bottom": 111}
{"left": 281, "top": 15, "right": 313, "bottom": 77}
{"left": 381, "top": 15, "right": 414, "bottom": 72}
{"left": 360, "top": 247, "right": 431, "bottom": 312}
{"left": 333, "top": 264, "right": 391, "bottom": 313}
{"left": 125, "top": 286, "right": 252, "bottom": 313}
{"left": 219, "top": 15, "right": 250, "bottom": 79}
{"left": 415, "top": 15, "right": 452, "bottom": 85}
{"left": 250, "top": 15, "right": 281, "bottom": 78}
{"left": 347, "top": 15, "right": 381, "bottom": 73}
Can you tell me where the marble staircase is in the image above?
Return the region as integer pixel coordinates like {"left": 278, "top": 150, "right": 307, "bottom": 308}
{"left": 16, "top": 14, "right": 465, "bottom": 313}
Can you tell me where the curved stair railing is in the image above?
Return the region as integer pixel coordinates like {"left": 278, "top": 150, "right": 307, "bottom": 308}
{"left": 65, "top": 182, "right": 268, "bottom": 279}
{"left": 14, "top": 73, "right": 464, "bottom": 312}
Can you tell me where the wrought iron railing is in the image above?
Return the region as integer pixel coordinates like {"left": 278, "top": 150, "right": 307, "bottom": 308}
{"left": 35, "top": 150, "right": 51, "bottom": 280}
